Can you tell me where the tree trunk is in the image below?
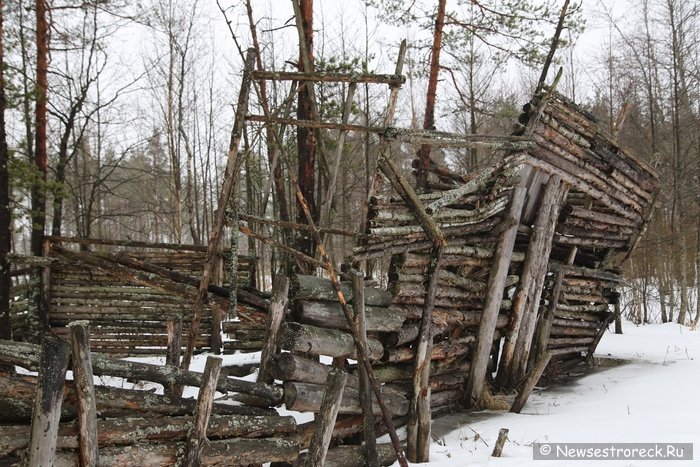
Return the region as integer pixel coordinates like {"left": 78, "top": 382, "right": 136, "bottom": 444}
{"left": 415, "top": 0, "right": 447, "bottom": 192}
{"left": 296, "top": 0, "right": 317, "bottom": 261}
{"left": 0, "top": 0, "right": 11, "bottom": 343}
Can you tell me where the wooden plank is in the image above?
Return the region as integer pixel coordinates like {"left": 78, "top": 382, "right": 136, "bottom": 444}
{"left": 304, "top": 369, "right": 348, "bottom": 467}
{"left": 27, "top": 335, "right": 70, "bottom": 467}
{"left": 67, "top": 321, "right": 99, "bottom": 467}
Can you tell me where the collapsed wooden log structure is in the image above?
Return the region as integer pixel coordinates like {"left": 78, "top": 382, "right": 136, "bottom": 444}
{"left": 1, "top": 41, "right": 658, "bottom": 466}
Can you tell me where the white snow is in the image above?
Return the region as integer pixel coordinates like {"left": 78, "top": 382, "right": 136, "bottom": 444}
{"left": 397, "top": 321, "right": 699, "bottom": 466}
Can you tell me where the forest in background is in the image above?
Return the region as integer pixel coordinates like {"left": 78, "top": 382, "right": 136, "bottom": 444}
{"left": 0, "top": 0, "right": 698, "bottom": 333}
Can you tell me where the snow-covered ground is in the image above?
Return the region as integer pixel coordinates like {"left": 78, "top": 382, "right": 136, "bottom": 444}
{"left": 408, "top": 321, "right": 699, "bottom": 466}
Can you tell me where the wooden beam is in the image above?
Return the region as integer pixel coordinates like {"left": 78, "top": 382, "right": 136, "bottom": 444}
{"left": 253, "top": 70, "right": 405, "bottom": 86}
{"left": 465, "top": 178, "right": 527, "bottom": 405}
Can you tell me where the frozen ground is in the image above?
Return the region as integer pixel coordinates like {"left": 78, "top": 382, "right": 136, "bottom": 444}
{"left": 405, "top": 321, "right": 699, "bottom": 466}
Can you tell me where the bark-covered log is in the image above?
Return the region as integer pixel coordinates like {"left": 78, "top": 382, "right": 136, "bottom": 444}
{"left": 295, "top": 300, "right": 405, "bottom": 332}
{"left": 0, "top": 414, "right": 296, "bottom": 456}
{"left": 283, "top": 381, "right": 409, "bottom": 416}
{"left": 381, "top": 338, "right": 473, "bottom": 363}
{"left": 0, "top": 373, "right": 273, "bottom": 422}
{"left": 50, "top": 438, "right": 300, "bottom": 466}
{"left": 277, "top": 322, "right": 384, "bottom": 360}
{"left": 292, "top": 275, "right": 392, "bottom": 306}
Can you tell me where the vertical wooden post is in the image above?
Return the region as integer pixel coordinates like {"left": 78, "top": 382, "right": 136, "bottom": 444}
{"left": 304, "top": 368, "right": 347, "bottom": 467}
{"left": 166, "top": 317, "right": 182, "bottom": 398}
{"left": 27, "top": 335, "right": 70, "bottom": 467}
{"left": 182, "top": 356, "right": 223, "bottom": 467}
{"left": 407, "top": 244, "right": 443, "bottom": 463}
{"left": 497, "top": 176, "right": 565, "bottom": 388}
{"left": 465, "top": 179, "right": 527, "bottom": 406}
{"left": 68, "top": 320, "right": 98, "bottom": 467}
{"left": 491, "top": 428, "right": 509, "bottom": 457}
{"left": 587, "top": 312, "right": 615, "bottom": 365}
{"left": 351, "top": 270, "right": 378, "bottom": 467}
{"left": 513, "top": 179, "right": 567, "bottom": 381}
{"left": 258, "top": 276, "right": 290, "bottom": 384}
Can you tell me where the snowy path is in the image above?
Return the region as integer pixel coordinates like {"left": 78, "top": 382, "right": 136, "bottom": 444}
{"left": 407, "top": 322, "right": 699, "bottom": 466}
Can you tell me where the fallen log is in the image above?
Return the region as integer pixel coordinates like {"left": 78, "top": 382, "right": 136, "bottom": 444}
{"left": 0, "top": 414, "right": 296, "bottom": 456}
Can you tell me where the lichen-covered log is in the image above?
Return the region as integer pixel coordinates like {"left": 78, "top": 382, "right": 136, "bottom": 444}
{"left": 277, "top": 322, "right": 384, "bottom": 360}
{"left": 0, "top": 414, "right": 296, "bottom": 456}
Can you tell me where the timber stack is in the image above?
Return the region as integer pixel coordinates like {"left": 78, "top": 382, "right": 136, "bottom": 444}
{"left": 20, "top": 237, "right": 266, "bottom": 357}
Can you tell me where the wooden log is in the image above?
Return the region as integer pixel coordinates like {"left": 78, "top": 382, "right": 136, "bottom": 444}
{"left": 6, "top": 338, "right": 273, "bottom": 403}
{"left": 68, "top": 321, "right": 98, "bottom": 467}
{"left": 277, "top": 322, "right": 384, "bottom": 360}
{"left": 549, "top": 326, "right": 597, "bottom": 337}
{"left": 304, "top": 369, "right": 347, "bottom": 467}
{"left": 551, "top": 317, "right": 599, "bottom": 329}
{"left": 27, "top": 335, "right": 71, "bottom": 467}
{"left": 166, "top": 317, "right": 183, "bottom": 397}
{"left": 296, "top": 443, "right": 397, "bottom": 467}
{"left": 283, "top": 381, "right": 408, "bottom": 416}
{"left": 586, "top": 311, "right": 615, "bottom": 363}
{"left": 50, "top": 438, "right": 300, "bottom": 466}
{"left": 466, "top": 179, "right": 527, "bottom": 405}
{"left": 183, "top": 356, "right": 222, "bottom": 467}
{"left": 295, "top": 300, "right": 405, "bottom": 332}
{"left": 510, "top": 351, "right": 552, "bottom": 413}
{"left": 0, "top": 373, "right": 273, "bottom": 422}
{"left": 491, "top": 428, "right": 509, "bottom": 457}
{"left": 547, "top": 337, "right": 595, "bottom": 348}
{"left": 0, "top": 414, "right": 297, "bottom": 455}
{"left": 424, "top": 165, "right": 499, "bottom": 213}
{"left": 368, "top": 358, "right": 471, "bottom": 384}
{"left": 407, "top": 245, "right": 443, "bottom": 463}
{"left": 258, "top": 276, "right": 290, "bottom": 384}
{"left": 512, "top": 179, "right": 568, "bottom": 383}
{"left": 381, "top": 338, "right": 473, "bottom": 364}
{"left": 351, "top": 271, "right": 378, "bottom": 467}
{"left": 498, "top": 175, "right": 564, "bottom": 388}
{"left": 292, "top": 274, "right": 392, "bottom": 306}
